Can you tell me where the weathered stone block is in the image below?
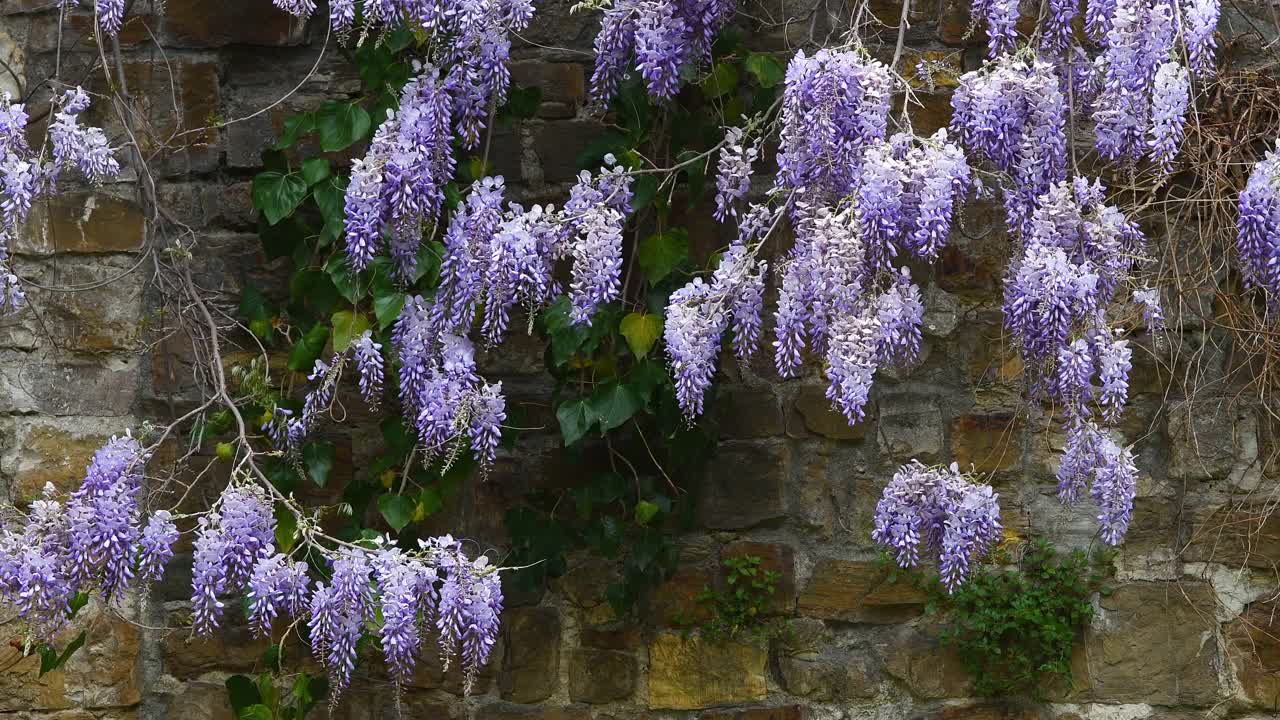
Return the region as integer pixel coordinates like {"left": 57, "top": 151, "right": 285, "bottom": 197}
{"left": 716, "top": 387, "right": 785, "bottom": 439}
{"left": 701, "top": 706, "right": 804, "bottom": 720}
{"left": 697, "top": 442, "right": 789, "bottom": 530}
{"left": 1081, "top": 582, "right": 1224, "bottom": 706}
{"left": 0, "top": 417, "right": 136, "bottom": 501}
{"left": 500, "top": 607, "right": 561, "bottom": 703}
{"left": 1184, "top": 503, "right": 1280, "bottom": 570}
{"left": 721, "top": 541, "right": 796, "bottom": 614}
{"left": 878, "top": 393, "right": 945, "bottom": 461}
{"left": 878, "top": 624, "right": 972, "bottom": 699}
{"left": 161, "top": 0, "right": 305, "bottom": 47}
{"left": 797, "top": 558, "right": 928, "bottom": 623}
{"left": 790, "top": 385, "right": 871, "bottom": 440}
{"left": 510, "top": 61, "right": 586, "bottom": 117}
{"left": 567, "top": 648, "right": 636, "bottom": 703}
{"left": 475, "top": 704, "right": 592, "bottom": 720}
{"left": 648, "top": 565, "right": 716, "bottom": 626}
{"left": 1227, "top": 596, "right": 1280, "bottom": 708}
{"left": 16, "top": 193, "right": 145, "bottom": 256}
{"left": 0, "top": 356, "right": 140, "bottom": 417}
{"left": 648, "top": 633, "right": 767, "bottom": 709}
{"left": 0, "top": 602, "right": 140, "bottom": 712}
{"left": 1167, "top": 399, "right": 1253, "bottom": 482}
{"left": 778, "top": 651, "right": 877, "bottom": 701}
{"left": 534, "top": 120, "right": 604, "bottom": 183}
{"left": 951, "top": 413, "right": 1022, "bottom": 473}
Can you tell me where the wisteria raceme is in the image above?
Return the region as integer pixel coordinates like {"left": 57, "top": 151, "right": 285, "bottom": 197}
{"left": 904, "top": 131, "right": 972, "bottom": 260}
{"left": 872, "top": 461, "right": 1002, "bottom": 591}
{"left": 247, "top": 553, "right": 311, "bottom": 637}
{"left": 49, "top": 88, "right": 120, "bottom": 185}
{"left": 972, "top": 0, "right": 1020, "bottom": 57}
{"left": 825, "top": 311, "right": 881, "bottom": 424}
{"left": 1042, "top": 0, "right": 1079, "bottom": 53}
{"left": 776, "top": 50, "right": 891, "bottom": 203}
{"left": 713, "top": 127, "right": 759, "bottom": 221}
{"left": 1132, "top": 287, "right": 1166, "bottom": 332}
{"left": 353, "top": 330, "right": 385, "bottom": 408}
{"left": 635, "top": 0, "right": 689, "bottom": 101}
{"left": 190, "top": 483, "right": 276, "bottom": 635}
{"left": 1095, "top": 333, "right": 1132, "bottom": 422}
{"left": 588, "top": 0, "right": 733, "bottom": 102}
{"left": 1003, "top": 178, "right": 1141, "bottom": 369}
{"left": 1092, "top": 0, "right": 1178, "bottom": 163}
{"left": 1147, "top": 61, "right": 1190, "bottom": 173}
{"left": 138, "top": 511, "right": 178, "bottom": 585}
{"left": 1, "top": 89, "right": 117, "bottom": 317}
{"left": 1090, "top": 436, "right": 1138, "bottom": 544}
{"left": 952, "top": 58, "right": 1065, "bottom": 233}
{"left": 1237, "top": 142, "right": 1280, "bottom": 303}
{"left": 874, "top": 269, "right": 924, "bottom": 366}
{"left": 96, "top": 0, "right": 125, "bottom": 34}
{"left": 66, "top": 435, "right": 147, "bottom": 597}
{"left": 1184, "top": 0, "right": 1221, "bottom": 77}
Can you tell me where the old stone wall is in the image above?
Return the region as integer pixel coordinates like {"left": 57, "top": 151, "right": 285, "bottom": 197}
{"left": 1, "top": 1, "right": 1279, "bottom": 719}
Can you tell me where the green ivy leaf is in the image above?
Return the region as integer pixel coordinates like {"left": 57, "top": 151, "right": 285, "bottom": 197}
{"left": 588, "top": 382, "right": 642, "bottom": 432}
{"left": 239, "top": 286, "right": 272, "bottom": 324}
{"left": 317, "top": 101, "right": 372, "bottom": 152}
{"left": 301, "top": 158, "right": 331, "bottom": 187}
{"left": 634, "top": 499, "right": 661, "bottom": 526}
{"left": 252, "top": 172, "right": 308, "bottom": 226}
{"left": 274, "top": 503, "right": 299, "bottom": 553}
{"left": 556, "top": 399, "right": 592, "bottom": 446}
{"left": 324, "top": 255, "right": 360, "bottom": 304}
{"left": 274, "top": 112, "right": 316, "bottom": 149}
{"left": 638, "top": 229, "right": 689, "bottom": 284}
{"left": 619, "top": 312, "right": 663, "bottom": 358}
{"left": 287, "top": 323, "right": 330, "bottom": 372}
{"left": 331, "top": 310, "right": 371, "bottom": 352}
{"left": 37, "top": 631, "right": 85, "bottom": 677}
{"left": 238, "top": 705, "right": 273, "bottom": 720}
{"left": 378, "top": 494, "right": 414, "bottom": 531}
{"left": 501, "top": 85, "right": 543, "bottom": 120}
{"left": 744, "top": 53, "right": 785, "bottom": 88}
{"left": 302, "top": 440, "right": 336, "bottom": 488}
{"left": 313, "top": 176, "right": 348, "bottom": 246}
{"left": 225, "top": 675, "right": 262, "bottom": 712}
{"left": 373, "top": 285, "right": 406, "bottom": 330}
{"left": 701, "top": 62, "right": 739, "bottom": 99}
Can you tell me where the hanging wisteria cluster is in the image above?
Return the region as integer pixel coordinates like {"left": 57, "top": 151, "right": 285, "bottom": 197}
{"left": 872, "top": 461, "right": 1003, "bottom": 591}
{"left": 0, "top": 88, "right": 120, "bottom": 316}
{"left": 590, "top": 0, "right": 736, "bottom": 102}
{"left": 0, "top": 433, "right": 504, "bottom": 700}
{"left": 1238, "top": 141, "right": 1280, "bottom": 305}
{"left": 1002, "top": 177, "right": 1151, "bottom": 545}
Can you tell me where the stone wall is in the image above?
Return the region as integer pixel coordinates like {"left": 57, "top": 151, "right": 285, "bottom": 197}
{"left": 2, "top": 1, "right": 1280, "bottom": 719}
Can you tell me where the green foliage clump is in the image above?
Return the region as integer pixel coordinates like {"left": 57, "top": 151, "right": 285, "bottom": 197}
{"left": 693, "top": 554, "right": 781, "bottom": 641}
{"left": 934, "top": 539, "right": 1109, "bottom": 697}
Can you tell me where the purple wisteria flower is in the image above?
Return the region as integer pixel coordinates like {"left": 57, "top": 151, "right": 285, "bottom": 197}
{"left": 776, "top": 50, "right": 891, "bottom": 203}
{"left": 872, "top": 461, "right": 1003, "bottom": 591}
{"left": 1184, "top": 0, "right": 1221, "bottom": 78}
{"left": 1148, "top": 61, "right": 1190, "bottom": 173}
{"left": 589, "top": 0, "right": 733, "bottom": 103}
{"left": 713, "top": 127, "right": 759, "bottom": 221}
{"left": 96, "top": 0, "right": 125, "bottom": 34}
{"left": 191, "top": 483, "right": 276, "bottom": 635}
{"left": 65, "top": 435, "right": 147, "bottom": 598}
{"left": 664, "top": 233, "right": 768, "bottom": 420}
{"left": 138, "top": 511, "right": 179, "bottom": 585}
{"left": 247, "top": 553, "right": 311, "bottom": 637}
{"left": 1057, "top": 422, "right": 1138, "bottom": 545}
{"left": 1237, "top": 142, "right": 1280, "bottom": 304}
{"left": 353, "top": 330, "right": 385, "bottom": 409}
{"left": 1132, "top": 287, "right": 1165, "bottom": 332}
